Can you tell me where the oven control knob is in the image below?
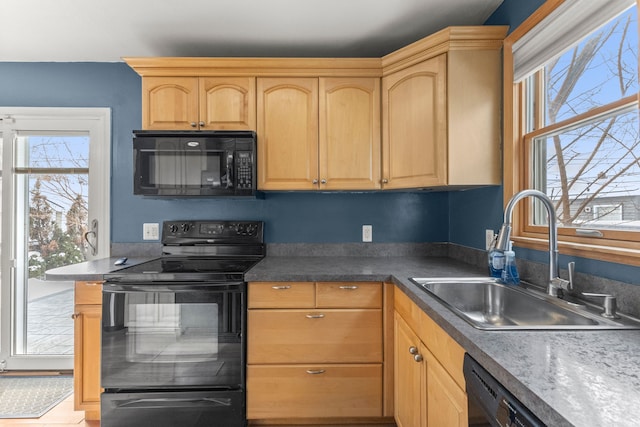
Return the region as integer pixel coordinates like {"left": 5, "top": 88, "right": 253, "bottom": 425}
{"left": 181, "top": 223, "right": 190, "bottom": 233}
{"left": 169, "top": 224, "right": 179, "bottom": 233}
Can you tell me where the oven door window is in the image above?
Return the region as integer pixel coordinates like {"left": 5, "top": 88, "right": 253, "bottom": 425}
{"left": 127, "top": 297, "right": 219, "bottom": 363}
{"left": 102, "top": 286, "right": 244, "bottom": 390}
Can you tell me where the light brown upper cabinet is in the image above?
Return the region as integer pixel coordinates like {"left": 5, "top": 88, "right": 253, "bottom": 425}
{"left": 381, "top": 26, "right": 507, "bottom": 189}
{"left": 257, "top": 77, "right": 319, "bottom": 190}
{"left": 319, "top": 77, "right": 381, "bottom": 190}
{"left": 257, "top": 77, "right": 381, "bottom": 190}
{"left": 142, "top": 76, "right": 256, "bottom": 130}
{"left": 125, "top": 27, "right": 506, "bottom": 190}
{"left": 382, "top": 55, "right": 447, "bottom": 189}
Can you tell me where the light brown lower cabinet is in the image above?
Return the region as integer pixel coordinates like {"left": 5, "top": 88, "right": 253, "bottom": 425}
{"left": 72, "top": 281, "right": 102, "bottom": 420}
{"left": 394, "top": 287, "right": 468, "bottom": 427}
{"left": 247, "top": 281, "right": 393, "bottom": 424}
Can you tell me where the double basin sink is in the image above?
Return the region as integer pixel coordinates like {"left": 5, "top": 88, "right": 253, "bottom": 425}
{"left": 410, "top": 277, "right": 640, "bottom": 330}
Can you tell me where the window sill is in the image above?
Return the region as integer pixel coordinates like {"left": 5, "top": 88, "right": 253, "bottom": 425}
{"left": 511, "top": 235, "right": 640, "bottom": 267}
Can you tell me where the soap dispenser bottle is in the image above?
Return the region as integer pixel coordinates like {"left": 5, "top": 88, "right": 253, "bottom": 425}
{"left": 501, "top": 242, "right": 520, "bottom": 285}
{"left": 487, "top": 234, "right": 505, "bottom": 279}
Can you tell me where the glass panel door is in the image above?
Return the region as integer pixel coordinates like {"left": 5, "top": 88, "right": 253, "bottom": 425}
{"left": 13, "top": 133, "right": 89, "bottom": 360}
{"left": 0, "top": 108, "right": 110, "bottom": 370}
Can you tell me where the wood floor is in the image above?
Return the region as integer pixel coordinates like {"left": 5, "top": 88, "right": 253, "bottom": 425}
{"left": 0, "top": 394, "right": 97, "bottom": 427}
{"left": 0, "top": 394, "right": 396, "bottom": 427}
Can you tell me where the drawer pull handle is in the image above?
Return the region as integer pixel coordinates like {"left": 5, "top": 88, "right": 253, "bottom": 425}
{"left": 306, "top": 369, "right": 326, "bottom": 375}
{"left": 271, "top": 285, "right": 291, "bottom": 290}
{"left": 306, "top": 314, "right": 325, "bottom": 319}
{"left": 339, "top": 285, "right": 359, "bottom": 290}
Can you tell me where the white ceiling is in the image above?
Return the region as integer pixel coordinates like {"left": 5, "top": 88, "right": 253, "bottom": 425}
{"left": 1, "top": 0, "right": 504, "bottom": 62}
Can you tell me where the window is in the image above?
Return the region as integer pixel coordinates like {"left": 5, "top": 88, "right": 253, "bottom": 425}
{"left": 504, "top": 0, "right": 639, "bottom": 265}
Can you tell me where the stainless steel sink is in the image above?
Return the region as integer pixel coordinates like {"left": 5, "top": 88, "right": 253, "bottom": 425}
{"left": 410, "top": 277, "right": 640, "bottom": 330}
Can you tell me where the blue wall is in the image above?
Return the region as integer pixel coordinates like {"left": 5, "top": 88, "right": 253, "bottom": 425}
{"left": 485, "top": 0, "right": 546, "bottom": 31}
{"left": 0, "top": 62, "right": 448, "bottom": 244}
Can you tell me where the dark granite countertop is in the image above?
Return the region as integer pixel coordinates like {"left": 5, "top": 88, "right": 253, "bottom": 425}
{"left": 246, "top": 255, "right": 640, "bottom": 427}
{"left": 45, "top": 256, "right": 154, "bottom": 281}
{"left": 44, "top": 253, "right": 640, "bottom": 426}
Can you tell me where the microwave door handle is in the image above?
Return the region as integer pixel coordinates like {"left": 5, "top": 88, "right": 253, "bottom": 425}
{"left": 226, "top": 153, "right": 233, "bottom": 188}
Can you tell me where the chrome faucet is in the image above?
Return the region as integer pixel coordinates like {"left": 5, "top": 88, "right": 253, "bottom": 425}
{"left": 496, "top": 189, "right": 570, "bottom": 297}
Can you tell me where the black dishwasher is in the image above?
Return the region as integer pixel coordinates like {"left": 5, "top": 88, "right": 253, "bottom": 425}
{"left": 464, "top": 354, "right": 545, "bottom": 427}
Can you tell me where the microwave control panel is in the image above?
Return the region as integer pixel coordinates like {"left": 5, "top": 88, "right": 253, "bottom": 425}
{"left": 236, "top": 151, "right": 253, "bottom": 189}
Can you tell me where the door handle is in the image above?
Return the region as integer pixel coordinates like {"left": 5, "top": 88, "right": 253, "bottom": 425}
{"left": 83, "top": 219, "right": 98, "bottom": 256}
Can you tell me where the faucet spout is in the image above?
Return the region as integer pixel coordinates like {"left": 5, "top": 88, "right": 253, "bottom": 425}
{"left": 496, "top": 189, "right": 563, "bottom": 297}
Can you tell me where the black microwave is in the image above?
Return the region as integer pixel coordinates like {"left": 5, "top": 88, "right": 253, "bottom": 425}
{"left": 133, "top": 130, "right": 256, "bottom": 196}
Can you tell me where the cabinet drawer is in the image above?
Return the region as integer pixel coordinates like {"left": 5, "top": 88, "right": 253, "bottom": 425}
{"left": 74, "top": 281, "right": 103, "bottom": 305}
{"left": 248, "top": 309, "right": 382, "bottom": 364}
{"left": 248, "top": 282, "right": 315, "bottom": 308}
{"left": 316, "top": 282, "right": 382, "bottom": 308}
{"left": 247, "top": 364, "right": 383, "bottom": 419}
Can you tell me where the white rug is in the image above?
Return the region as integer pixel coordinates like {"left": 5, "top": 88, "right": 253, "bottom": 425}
{"left": 0, "top": 376, "right": 73, "bottom": 418}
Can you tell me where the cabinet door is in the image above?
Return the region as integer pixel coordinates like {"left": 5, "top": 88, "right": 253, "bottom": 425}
{"left": 319, "top": 77, "right": 381, "bottom": 190}
{"left": 426, "top": 350, "right": 468, "bottom": 427}
{"left": 394, "top": 313, "right": 426, "bottom": 427}
{"left": 382, "top": 55, "right": 447, "bottom": 189}
{"left": 200, "top": 77, "right": 256, "bottom": 130}
{"left": 142, "top": 77, "right": 200, "bottom": 130}
{"left": 73, "top": 304, "right": 102, "bottom": 417}
{"left": 257, "top": 77, "right": 319, "bottom": 190}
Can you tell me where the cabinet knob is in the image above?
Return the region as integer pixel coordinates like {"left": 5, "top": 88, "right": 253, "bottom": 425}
{"left": 382, "top": 179, "right": 389, "bottom": 184}
{"left": 312, "top": 179, "right": 318, "bottom": 184}
{"left": 409, "top": 346, "right": 423, "bottom": 362}
{"left": 190, "top": 122, "right": 197, "bottom": 128}
{"left": 320, "top": 179, "right": 327, "bottom": 184}
{"left": 199, "top": 121, "right": 205, "bottom": 127}
{"left": 71, "top": 313, "right": 80, "bottom": 319}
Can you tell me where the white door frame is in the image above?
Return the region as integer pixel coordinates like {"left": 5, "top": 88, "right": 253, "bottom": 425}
{"left": 0, "top": 107, "right": 110, "bottom": 370}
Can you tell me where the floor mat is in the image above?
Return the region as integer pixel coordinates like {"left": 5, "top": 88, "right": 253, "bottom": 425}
{"left": 0, "top": 375, "right": 73, "bottom": 418}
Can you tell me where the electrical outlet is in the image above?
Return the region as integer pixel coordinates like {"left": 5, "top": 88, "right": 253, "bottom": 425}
{"left": 362, "top": 225, "right": 373, "bottom": 242}
{"left": 486, "top": 229, "right": 495, "bottom": 250}
{"left": 143, "top": 223, "right": 160, "bottom": 240}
